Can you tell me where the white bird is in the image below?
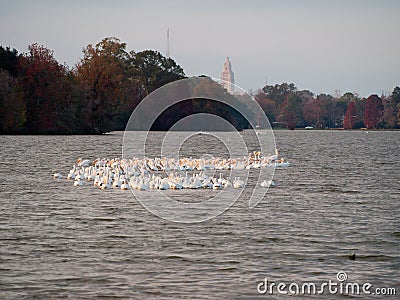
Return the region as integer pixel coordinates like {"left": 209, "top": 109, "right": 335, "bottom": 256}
{"left": 224, "top": 180, "right": 232, "bottom": 188}
{"left": 74, "top": 178, "right": 83, "bottom": 186}
{"left": 233, "top": 177, "right": 244, "bottom": 188}
{"left": 261, "top": 179, "right": 275, "bottom": 187}
{"left": 217, "top": 173, "right": 224, "bottom": 184}
{"left": 67, "top": 168, "right": 76, "bottom": 180}
{"left": 77, "top": 159, "right": 91, "bottom": 167}
{"left": 189, "top": 175, "right": 201, "bottom": 189}
{"left": 137, "top": 178, "right": 149, "bottom": 191}
{"left": 170, "top": 181, "right": 183, "bottom": 190}
{"left": 112, "top": 176, "right": 121, "bottom": 188}
{"left": 213, "top": 181, "right": 222, "bottom": 190}
{"left": 158, "top": 179, "right": 170, "bottom": 190}
{"left": 120, "top": 180, "right": 129, "bottom": 190}
{"left": 62, "top": 153, "right": 289, "bottom": 192}
{"left": 276, "top": 158, "right": 290, "bottom": 167}
{"left": 76, "top": 172, "right": 85, "bottom": 181}
{"left": 99, "top": 177, "right": 112, "bottom": 189}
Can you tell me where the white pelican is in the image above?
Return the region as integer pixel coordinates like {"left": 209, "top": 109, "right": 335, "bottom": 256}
{"left": 233, "top": 177, "right": 244, "bottom": 188}
{"left": 224, "top": 180, "right": 232, "bottom": 188}
{"left": 158, "top": 179, "right": 170, "bottom": 190}
{"left": 74, "top": 178, "right": 83, "bottom": 186}
{"left": 67, "top": 167, "right": 76, "bottom": 180}
{"left": 213, "top": 181, "right": 222, "bottom": 190}
{"left": 121, "top": 180, "right": 129, "bottom": 190}
{"left": 260, "top": 179, "right": 275, "bottom": 187}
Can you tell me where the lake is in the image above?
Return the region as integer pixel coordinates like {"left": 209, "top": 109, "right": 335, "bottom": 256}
{"left": 1, "top": 130, "right": 399, "bottom": 299}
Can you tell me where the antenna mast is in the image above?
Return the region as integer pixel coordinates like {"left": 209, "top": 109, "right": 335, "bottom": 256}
{"left": 166, "top": 28, "right": 170, "bottom": 58}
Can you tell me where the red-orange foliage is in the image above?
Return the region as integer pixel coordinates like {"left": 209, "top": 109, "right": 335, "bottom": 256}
{"left": 254, "top": 91, "right": 276, "bottom": 121}
{"left": 364, "top": 94, "right": 384, "bottom": 129}
{"left": 18, "top": 43, "right": 70, "bottom": 133}
{"left": 343, "top": 101, "right": 357, "bottom": 129}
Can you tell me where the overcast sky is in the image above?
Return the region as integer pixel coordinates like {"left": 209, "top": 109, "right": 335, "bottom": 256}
{"left": 1, "top": 0, "right": 399, "bottom": 97}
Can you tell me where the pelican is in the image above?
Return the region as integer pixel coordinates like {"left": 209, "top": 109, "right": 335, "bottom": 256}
{"left": 158, "top": 179, "right": 170, "bottom": 190}
{"left": 224, "top": 180, "right": 232, "bottom": 188}
{"left": 260, "top": 179, "right": 275, "bottom": 187}
{"left": 276, "top": 158, "right": 290, "bottom": 167}
{"left": 67, "top": 167, "right": 76, "bottom": 180}
{"left": 213, "top": 181, "right": 222, "bottom": 190}
{"left": 74, "top": 178, "right": 83, "bottom": 186}
{"left": 120, "top": 180, "right": 129, "bottom": 190}
{"left": 233, "top": 177, "right": 244, "bottom": 188}
{"left": 58, "top": 152, "right": 289, "bottom": 192}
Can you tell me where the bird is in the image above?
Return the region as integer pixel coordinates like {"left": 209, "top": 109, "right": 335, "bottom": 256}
{"left": 57, "top": 152, "right": 289, "bottom": 192}
{"left": 74, "top": 178, "right": 83, "bottom": 186}
{"left": 233, "top": 177, "right": 244, "bottom": 188}
{"left": 120, "top": 180, "right": 129, "bottom": 190}
{"left": 224, "top": 179, "right": 232, "bottom": 188}
{"left": 213, "top": 181, "right": 222, "bottom": 190}
{"left": 261, "top": 180, "right": 275, "bottom": 187}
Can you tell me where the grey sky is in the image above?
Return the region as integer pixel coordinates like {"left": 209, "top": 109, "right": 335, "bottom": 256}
{"left": 1, "top": 0, "right": 399, "bottom": 97}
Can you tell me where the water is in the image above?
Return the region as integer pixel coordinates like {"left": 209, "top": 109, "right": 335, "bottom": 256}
{"left": 1, "top": 131, "right": 399, "bottom": 299}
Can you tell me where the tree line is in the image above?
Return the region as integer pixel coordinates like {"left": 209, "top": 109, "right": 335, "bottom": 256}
{"left": 0, "top": 38, "right": 186, "bottom": 134}
{"left": 254, "top": 83, "right": 400, "bottom": 130}
{"left": 1, "top": 37, "right": 399, "bottom": 133}
{"left": 0, "top": 37, "right": 255, "bottom": 134}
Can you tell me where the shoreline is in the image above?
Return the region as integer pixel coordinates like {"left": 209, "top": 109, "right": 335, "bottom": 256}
{"left": 1, "top": 128, "right": 400, "bottom": 136}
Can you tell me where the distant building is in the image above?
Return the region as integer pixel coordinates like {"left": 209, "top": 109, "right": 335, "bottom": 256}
{"left": 220, "top": 57, "right": 235, "bottom": 93}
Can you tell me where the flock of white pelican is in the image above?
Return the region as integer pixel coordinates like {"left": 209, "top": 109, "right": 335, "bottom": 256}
{"left": 53, "top": 150, "right": 289, "bottom": 191}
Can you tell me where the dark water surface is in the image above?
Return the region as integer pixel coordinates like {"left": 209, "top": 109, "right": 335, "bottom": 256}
{"left": 1, "top": 131, "right": 399, "bottom": 299}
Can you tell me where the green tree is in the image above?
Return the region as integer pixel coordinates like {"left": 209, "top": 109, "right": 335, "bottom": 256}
{"left": 0, "top": 70, "right": 25, "bottom": 132}
{"left": 191, "top": 76, "right": 253, "bottom": 130}
{"left": 0, "top": 46, "right": 20, "bottom": 76}
{"left": 382, "top": 87, "right": 399, "bottom": 128}
{"left": 130, "top": 49, "right": 185, "bottom": 98}
{"left": 391, "top": 86, "right": 400, "bottom": 127}
{"left": 336, "top": 92, "right": 357, "bottom": 127}
{"left": 262, "top": 82, "right": 297, "bottom": 120}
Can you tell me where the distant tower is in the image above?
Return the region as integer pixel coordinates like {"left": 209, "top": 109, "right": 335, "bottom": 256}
{"left": 220, "top": 57, "right": 235, "bottom": 93}
{"left": 166, "top": 28, "right": 170, "bottom": 58}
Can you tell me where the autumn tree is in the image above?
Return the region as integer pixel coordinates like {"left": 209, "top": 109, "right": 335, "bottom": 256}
{"left": 75, "top": 39, "right": 186, "bottom": 133}
{"left": 254, "top": 90, "right": 276, "bottom": 122}
{"left": 303, "top": 94, "right": 328, "bottom": 128}
{"left": 18, "top": 43, "right": 73, "bottom": 133}
{"left": 343, "top": 101, "right": 357, "bottom": 129}
{"left": 75, "top": 37, "right": 134, "bottom": 133}
{"left": 280, "top": 93, "right": 304, "bottom": 129}
{"left": 343, "top": 95, "right": 366, "bottom": 129}
{"left": 335, "top": 92, "right": 356, "bottom": 127}
{"left": 364, "top": 94, "right": 384, "bottom": 129}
